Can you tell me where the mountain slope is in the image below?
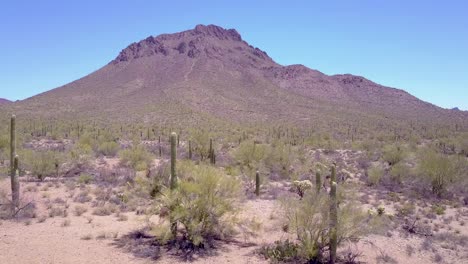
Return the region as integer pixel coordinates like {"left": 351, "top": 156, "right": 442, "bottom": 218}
{"left": 0, "top": 98, "right": 11, "bottom": 104}
{"left": 4, "top": 24, "right": 468, "bottom": 131}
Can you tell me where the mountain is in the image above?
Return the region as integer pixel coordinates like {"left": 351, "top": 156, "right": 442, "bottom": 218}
{"left": 4, "top": 24, "right": 468, "bottom": 132}
{"left": 0, "top": 98, "right": 11, "bottom": 104}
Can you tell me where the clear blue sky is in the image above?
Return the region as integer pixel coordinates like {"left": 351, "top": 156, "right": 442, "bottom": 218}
{"left": 1, "top": 0, "right": 467, "bottom": 110}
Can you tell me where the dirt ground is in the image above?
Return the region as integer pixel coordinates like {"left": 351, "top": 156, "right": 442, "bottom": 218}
{"left": 1, "top": 152, "right": 467, "bottom": 264}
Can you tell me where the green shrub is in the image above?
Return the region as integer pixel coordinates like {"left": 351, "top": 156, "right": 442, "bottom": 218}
{"left": 389, "top": 162, "right": 408, "bottom": 184}
{"left": 23, "top": 150, "right": 60, "bottom": 181}
{"left": 431, "top": 204, "right": 446, "bottom": 215}
{"left": 233, "top": 140, "right": 267, "bottom": 168}
{"left": 259, "top": 240, "right": 300, "bottom": 263}
{"left": 382, "top": 144, "right": 406, "bottom": 166}
{"left": 98, "top": 141, "right": 120, "bottom": 157}
{"left": 70, "top": 143, "right": 93, "bottom": 168}
{"left": 417, "top": 149, "right": 464, "bottom": 197}
{"left": 264, "top": 140, "right": 295, "bottom": 178}
{"left": 78, "top": 173, "right": 93, "bottom": 184}
{"left": 119, "top": 145, "right": 153, "bottom": 171}
{"left": 190, "top": 130, "right": 211, "bottom": 160}
{"left": 279, "top": 191, "right": 366, "bottom": 262}
{"left": 367, "top": 165, "right": 384, "bottom": 186}
{"left": 155, "top": 162, "right": 244, "bottom": 247}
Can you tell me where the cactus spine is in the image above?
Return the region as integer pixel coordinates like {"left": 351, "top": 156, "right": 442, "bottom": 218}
{"left": 329, "top": 165, "right": 337, "bottom": 264}
{"left": 255, "top": 170, "right": 260, "bottom": 196}
{"left": 316, "top": 171, "right": 321, "bottom": 193}
{"left": 10, "top": 115, "right": 20, "bottom": 210}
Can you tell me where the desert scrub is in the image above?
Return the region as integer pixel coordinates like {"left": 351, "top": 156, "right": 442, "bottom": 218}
{"left": 382, "top": 144, "right": 406, "bottom": 166}
{"left": 69, "top": 143, "right": 93, "bottom": 168}
{"left": 233, "top": 140, "right": 267, "bottom": 168}
{"left": 279, "top": 190, "right": 367, "bottom": 262}
{"left": 22, "top": 150, "right": 62, "bottom": 181}
{"left": 417, "top": 148, "right": 465, "bottom": 197}
{"left": 74, "top": 205, "right": 88, "bottom": 216}
{"left": 233, "top": 140, "right": 268, "bottom": 192}
{"left": 259, "top": 240, "right": 300, "bottom": 263}
{"left": 154, "top": 161, "right": 245, "bottom": 247}
{"left": 389, "top": 162, "right": 409, "bottom": 184}
{"left": 263, "top": 140, "right": 296, "bottom": 178}
{"left": 119, "top": 144, "right": 153, "bottom": 171}
{"left": 367, "top": 164, "right": 384, "bottom": 186}
{"left": 92, "top": 204, "right": 118, "bottom": 216}
{"left": 98, "top": 141, "right": 120, "bottom": 157}
{"left": 77, "top": 173, "right": 93, "bottom": 184}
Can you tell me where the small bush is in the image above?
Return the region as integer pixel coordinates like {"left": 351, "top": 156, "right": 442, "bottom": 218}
{"left": 382, "top": 144, "right": 406, "bottom": 166}
{"left": 155, "top": 162, "right": 244, "bottom": 247}
{"left": 70, "top": 143, "right": 93, "bottom": 168}
{"left": 98, "top": 141, "right": 120, "bottom": 157}
{"left": 23, "top": 150, "right": 60, "bottom": 181}
{"left": 78, "top": 173, "right": 93, "bottom": 185}
{"left": 92, "top": 204, "right": 117, "bottom": 216}
{"left": 74, "top": 205, "right": 88, "bottom": 216}
{"left": 367, "top": 165, "right": 384, "bottom": 186}
{"left": 259, "top": 240, "right": 300, "bottom": 263}
{"left": 73, "top": 190, "right": 92, "bottom": 203}
{"left": 431, "top": 204, "right": 446, "bottom": 215}
{"left": 280, "top": 190, "right": 367, "bottom": 262}
{"left": 119, "top": 145, "right": 153, "bottom": 171}
{"left": 389, "top": 162, "right": 408, "bottom": 184}
{"left": 417, "top": 149, "right": 464, "bottom": 197}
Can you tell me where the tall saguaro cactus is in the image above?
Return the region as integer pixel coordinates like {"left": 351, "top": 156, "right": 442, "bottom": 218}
{"left": 329, "top": 165, "right": 337, "bottom": 264}
{"left": 10, "top": 115, "right": 20, "bottom": 210}
{"left": 170, "top": 132, "right": 178, "bottom": 238}
{"left": 170, "top": 132, "right": 177, "bottom": 190}
{"left": 10, "top": 115, "right": 16, "bottom": 170}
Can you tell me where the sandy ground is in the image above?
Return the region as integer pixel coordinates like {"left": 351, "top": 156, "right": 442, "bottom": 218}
{"left": 1, "top": 151, "right": 467, "bottom": 264}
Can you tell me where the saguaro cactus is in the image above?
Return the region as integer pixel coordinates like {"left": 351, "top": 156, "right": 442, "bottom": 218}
{"left": 170, "top": 132, "right": 177, "bottom": 190}
{"left": 10, "top": 115, "right": 20, "bottom": 210}
{"left": 158, "top": 136, "right": 162, "bottom": 157}
{"left": 316, "top": 171, "right": 321, "bottom": 193}
{"left": 188, "top": 140, "right": 192, "bottom": 160}
{"left": 255, "top": 170, "right": 260, "bottom": 197}
{"left": 329, "top": 165, "right": 337, "bottom": 264}
{"left": 10, "top": 115, "right": 16, "bottom": 172}
{"left": 209, "top": 138, "right": 213, "bottom": 159}
{"left": 170, "top": 132, "right": 178, "bottom": 238}
{"left": 12, "top": 155, "right": 19, "bottom": 210}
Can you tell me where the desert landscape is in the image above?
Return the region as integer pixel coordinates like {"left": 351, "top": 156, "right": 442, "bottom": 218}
{"left": 0, "top": 17, "right": 467, "bottom": 264}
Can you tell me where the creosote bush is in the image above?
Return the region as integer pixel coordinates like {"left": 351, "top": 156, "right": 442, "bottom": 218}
{"left": 154, "top": 161, "right": 245, "bottom": 247}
